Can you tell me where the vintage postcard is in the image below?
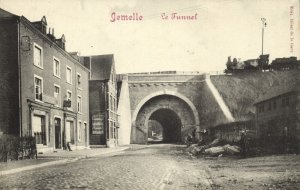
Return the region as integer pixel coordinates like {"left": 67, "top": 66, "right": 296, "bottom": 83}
{"left": 0, "top": 0, "right": 299, "bottom": 189}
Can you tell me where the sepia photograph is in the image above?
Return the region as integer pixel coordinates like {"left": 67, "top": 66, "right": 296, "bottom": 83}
{"left": 0, "top": 0, "right": 299, "bottom": 189}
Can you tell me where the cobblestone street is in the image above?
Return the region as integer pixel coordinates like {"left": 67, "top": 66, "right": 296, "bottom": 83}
{"left": 0, "top": 144, "right": 212, "bottom": 190}
{"left": 1, "top": 144, "right": 299, "bottom": 190}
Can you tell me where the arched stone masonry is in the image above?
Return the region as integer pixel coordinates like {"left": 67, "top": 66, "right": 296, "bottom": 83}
{"left": 131, "top": 92, "right": 200, "bottom": 144}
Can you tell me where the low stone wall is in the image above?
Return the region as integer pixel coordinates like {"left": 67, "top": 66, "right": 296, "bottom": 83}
{"left": 210, "top": 120, "right": 256, "bottom": 143}
{"left": 210, "top": 119, "right": 299, "bottom": 154}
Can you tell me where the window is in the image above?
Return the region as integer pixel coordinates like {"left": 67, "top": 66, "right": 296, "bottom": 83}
{"left": 32, "top": 115, "right": 46, "bottom": 145}
{"left": 109, "top": 95, "right": 112, "bottom": 110}
{"left": 258, "top": 104, "right": 265, "bottom": 113}
{"left": 111, "top": 73, "right": 114, "bottom": 84}
{"left": 34, "top": 43, "right": 43, "bottom": 68}
{"left": 34, "top": 75, "right": 43, "bottom": 101}
{"left": 53, "top": 57, "right": 60, "bottom": 77}
{"left": 63, "top": 90, "right": 72, "bottom": 108}
{"left": 54, "top": 85, "right": 60, "bottom": 107}
{"left": 78, "top": 121, "right": 82, "bottom": 141}
{"left": 67, "top": 91, "right": 72, "bottom": 101}
{"left": 77, "top": 73, "right": 81, "bottom": 88}
{"left": 110, "top": 122, "right": 113, "bottom": 139}
{"left": 77, "top": 96, "right": 82, "bottom": 113}
{"left": 113, "top": 98, "right": 116, "bottom": 111}
{"left": 66, "top": 66, "right": 72, "bottom": 84}
{"left": 273, "top": 100, "right": 277, "bottom": 109}
{"left": 282, "top": 96, "right": 290, "bottom": 107}
{"left": 84, "top": 122, "right": 87, "bottom": 143}
{"left": 268, "top": 102, "right": 272, "bottom": 111}
{"left": 113, "top": 126, "right": 116, "bottom": 139}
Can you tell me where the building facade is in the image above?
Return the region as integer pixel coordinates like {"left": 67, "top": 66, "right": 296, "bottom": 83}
{"left": 0, "top": 9, "right": 90, "bottom": 152}
{"left": 81, "top": 55, "right": 118, "bottom": 147}
{"left": 254, "top": 84, "right": 299, "bottom": 153}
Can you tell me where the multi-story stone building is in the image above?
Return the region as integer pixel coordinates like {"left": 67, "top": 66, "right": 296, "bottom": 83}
{"left": 81, "top": 55, "right": 118, "bottom": 147}
{"left": 0, "top": 8, "right": 90, "bottom": 152}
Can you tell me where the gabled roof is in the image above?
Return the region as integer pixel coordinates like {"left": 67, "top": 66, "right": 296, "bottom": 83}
{"left": 61, "top": 34, "right": 65, "bottom": 41}
{"left": 0, "top": 8, "right": 18, "bottom": 18}
{"left": 90, "top": 54, "right": 114, "bottom": 80}
{"left": 41, "top": 16, "right": 47, "bottom": 25}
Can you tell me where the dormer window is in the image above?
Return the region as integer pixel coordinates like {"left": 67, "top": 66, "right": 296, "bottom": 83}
{"left": 61, "top": 34, "right": 65, "bottom": 49}
{"left": 32, "top": 16, "right": 47, "bottom": 35}
{"left": 56, "top": 34, "right": 66, "bottom": 50}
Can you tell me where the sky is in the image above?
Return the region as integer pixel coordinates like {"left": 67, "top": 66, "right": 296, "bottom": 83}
{"left": 1, "top": 0, "right": 299, "bottom": 74}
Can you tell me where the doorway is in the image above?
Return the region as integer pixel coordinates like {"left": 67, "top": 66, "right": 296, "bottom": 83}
{"left": 54, "top": 118, "right": 61, "bottom": 149}
{"left": 84, "top": 122, "right": 88, "bottom": 147}
{"left": 65, "top": 121, "right": 74, "bottom": 144}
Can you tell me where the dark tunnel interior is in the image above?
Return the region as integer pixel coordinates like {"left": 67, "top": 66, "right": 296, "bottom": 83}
{"left": 148, "top": 108, "right": 181, "bottom": 143}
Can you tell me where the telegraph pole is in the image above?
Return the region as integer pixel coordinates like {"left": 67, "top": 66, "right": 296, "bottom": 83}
{"left": 261, "top": 18, "right": 267, "bottom": 55}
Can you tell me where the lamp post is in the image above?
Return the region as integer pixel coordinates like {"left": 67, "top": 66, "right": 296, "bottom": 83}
{"left": 261, "top": 18, "right": 267, "bottom": 55}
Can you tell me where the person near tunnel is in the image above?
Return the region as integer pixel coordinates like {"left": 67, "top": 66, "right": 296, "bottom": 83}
{"left": 185, "top": 133, "right": 193, "bottom": 147}
{"left": 192, "top": 128, "right": 196, "bottom": 143}
{"left": 198, "top": 129, "right": 209, "bottom": 146}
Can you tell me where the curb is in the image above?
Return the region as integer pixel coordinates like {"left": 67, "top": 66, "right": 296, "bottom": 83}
{"left": 0, "top": 147, "right": 128, "bottom": 176}
{"left": 0, "top": 159, "right": 72, "bottom": 176}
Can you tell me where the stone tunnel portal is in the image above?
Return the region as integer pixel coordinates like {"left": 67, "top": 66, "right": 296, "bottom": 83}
{"left": 132, "top": 94, "right": 198, "bottom": 144}
{"left": 148, "top": 108, "right": 182, "bottom": 143}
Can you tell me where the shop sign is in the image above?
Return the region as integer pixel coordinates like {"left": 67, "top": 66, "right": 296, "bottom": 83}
{"left": 92, "top": 113, "right": 104, "bottom": 134}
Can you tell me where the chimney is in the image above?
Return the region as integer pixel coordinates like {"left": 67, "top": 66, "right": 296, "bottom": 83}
{"left": 82, "top": 56, "right": 91, "bottom": 70}
{"left": 47, "top": 27, "right": 56, "bottom": 41}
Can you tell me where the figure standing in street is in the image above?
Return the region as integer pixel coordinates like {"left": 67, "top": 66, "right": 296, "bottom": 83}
{"left": 66, "top": 142, "right": 72, "bottom": 151}
{"left": 283, "top": 126, "right": 288, "bottom": 153}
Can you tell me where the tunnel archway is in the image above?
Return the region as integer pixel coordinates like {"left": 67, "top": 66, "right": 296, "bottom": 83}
{"left": 147, "top": 108, "right": 182, "bottom": 143}
{"left": 132, "top": 90, "right": 200, "bottom": 127}
{"left": 131, "top": 92, "right": 199, "bottom": 144}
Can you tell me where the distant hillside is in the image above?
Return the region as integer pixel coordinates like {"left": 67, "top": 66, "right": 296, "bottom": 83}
{"left": 210, "top": 70, "right": 298, "bottom": 122}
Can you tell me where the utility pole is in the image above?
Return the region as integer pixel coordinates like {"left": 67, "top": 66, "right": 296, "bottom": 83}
{"left": 261, "top": 18, "right": 267, "bottom": 55}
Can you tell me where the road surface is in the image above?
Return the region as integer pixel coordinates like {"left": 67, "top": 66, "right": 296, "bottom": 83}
{"left": 2, "top": 144, "right": 298, "bottom": 189}
{"left": 0, "top": 144, "right": 212, "bottom": 190}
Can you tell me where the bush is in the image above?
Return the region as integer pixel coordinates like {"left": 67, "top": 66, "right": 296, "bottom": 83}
{"left": 0, "top": 134, "right": 37, "bottom": 162}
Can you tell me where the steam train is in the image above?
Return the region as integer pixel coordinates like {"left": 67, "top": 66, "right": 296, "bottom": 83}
{"left": 225, "top": 55, "right": 300, "bottom": 73}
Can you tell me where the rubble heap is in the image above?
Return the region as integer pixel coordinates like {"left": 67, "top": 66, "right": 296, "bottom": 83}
{"left": 186, "top": 138, "right": 241, "bottom": 157}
